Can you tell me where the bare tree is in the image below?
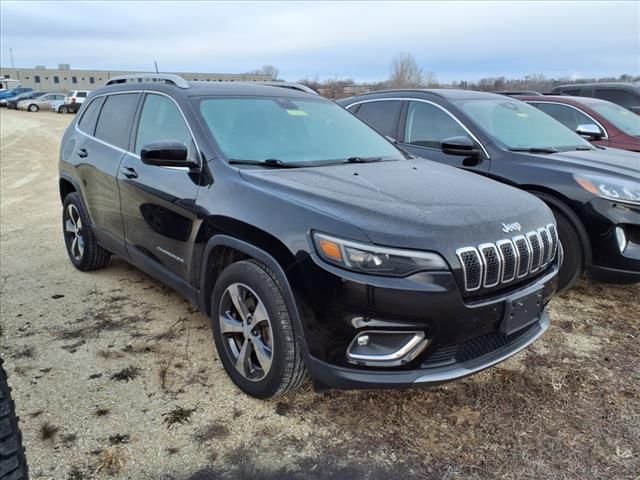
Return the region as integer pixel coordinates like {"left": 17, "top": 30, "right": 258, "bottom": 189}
{"left": 388, "top": 52, "right": 424, "bottom": 88}
{"left": 245, "top": 64, "right": 280, "bottom": 80}
{"left": 260, "top": 64, "right": 279, "bottom": 80}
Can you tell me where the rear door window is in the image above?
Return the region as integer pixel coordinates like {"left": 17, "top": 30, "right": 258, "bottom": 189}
{"left": 77, "top": 97, "right": 105, "bottom": 135}
{"left": 353, "top": 100, "right": 402, "bottom": 138}
{"left": 94, "top": 93, "right": 140, "bottom": 149}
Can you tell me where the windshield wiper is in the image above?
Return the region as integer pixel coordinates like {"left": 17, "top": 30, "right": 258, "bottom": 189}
{"left": 508, "top": 147, "right": 558, "bottom": 154}
{"left": 574, "top": 146, "right": 594, "bottom": 151}
{"left": 228, "top": 158, "right": 302, "bottom": 168}
{"left": 344, "top": 156, "right": 385, "bottom": 163}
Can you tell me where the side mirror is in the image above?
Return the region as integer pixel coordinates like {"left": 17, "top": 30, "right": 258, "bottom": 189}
{"left": 441, "top": 136, "right": 481, "bottom": 157}
{"left": 576, "top": 124, "right": 604, "bottom": 140}
{"left": 140, "top": 141, "right": 196, "bottom": 168}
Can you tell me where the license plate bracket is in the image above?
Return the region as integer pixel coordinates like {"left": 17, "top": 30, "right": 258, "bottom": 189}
{"left": 501, "top": 288, "right": 543, "bottom": 335}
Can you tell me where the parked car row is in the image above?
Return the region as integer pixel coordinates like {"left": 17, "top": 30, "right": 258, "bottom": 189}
{"left": 57, "top": 74, "right": 638, "bottom": 400}
{"left": 0, "top": 88, "right": 91, "bottom": 113}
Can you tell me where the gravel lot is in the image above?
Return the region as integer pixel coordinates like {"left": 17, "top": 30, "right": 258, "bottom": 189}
{"left": 0, "top": 108, "right": 639, "bottom": 480}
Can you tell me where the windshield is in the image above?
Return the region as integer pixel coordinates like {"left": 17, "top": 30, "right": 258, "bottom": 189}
{"left": 198, "top": 97, "right": 403, "bottom": 165}
{"left": 455, "top": 98, "right": 592, "bottom": 151}
{"left": 589, "top": 103, "right": 640, "bottom": 137}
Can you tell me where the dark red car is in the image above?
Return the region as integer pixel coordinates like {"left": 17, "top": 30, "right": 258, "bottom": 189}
{"left": 519, "top": 95, "right": 640, "bottom": 152}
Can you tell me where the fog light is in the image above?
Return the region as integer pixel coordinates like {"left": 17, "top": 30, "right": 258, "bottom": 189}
{"left": 615, "top": 226, "right": 627, "bottom": 252}
{"left": 347, "top": 331, "right": 429, "bottom": 367}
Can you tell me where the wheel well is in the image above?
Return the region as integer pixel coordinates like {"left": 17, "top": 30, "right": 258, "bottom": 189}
{"left": 197, "top": 217, "right": 303, "bottom": 317}
{"left": 59, "top": 178, "right": 76, "bottom": 202}
{"left": 523, "top": 186, "right": 593, "bottom": 265}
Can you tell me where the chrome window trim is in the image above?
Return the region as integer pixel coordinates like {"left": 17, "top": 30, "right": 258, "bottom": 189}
{"left": 496, "top": 239, "right": 518, "bottom": 283}
{"left": 478, "top": 243, "right": 501, "bottom": 288}
{"left": 344, "top": 97, "right": 491, "bottom": 159}
{"left": 455, "top": 246, "right": 483, "bottom": 292}
{"left": 526, "top": 101, "right": 609, "bottom": 139}
{"left": 74, "top": 89, "right": 201, "bottom": 170}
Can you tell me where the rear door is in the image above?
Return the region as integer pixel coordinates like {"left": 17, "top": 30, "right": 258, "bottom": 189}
{"left": 75, "top": 92, "right": 141, "bottom": 251}
{"left": 398, "top": 100, "right": 490, "bottom": 173}
{"left": 117, "top": 92, "right": 201, "bottom": 283}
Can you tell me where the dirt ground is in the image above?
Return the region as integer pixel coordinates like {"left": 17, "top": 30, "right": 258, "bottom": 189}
{"left": 0, "top": 108, "right": 638, "bottom": 480}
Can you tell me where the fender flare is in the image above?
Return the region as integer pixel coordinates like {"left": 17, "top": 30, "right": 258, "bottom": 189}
{"left": 59, "top": 173, "right": 91, "bottom": 218}
{"left": 530, "top": 190, "right": 592, "bottom": 265}
{"left": 198, "top": 235, "right": 308, "bottom": 349}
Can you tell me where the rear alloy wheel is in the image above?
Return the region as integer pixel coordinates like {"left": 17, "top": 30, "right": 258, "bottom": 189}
{"left": 27, "top": 104, "right": 38, "bottom": 112}
{"left": 62, "top": 192, "right": 110, "bottom": 271}
{"left": 211, "top": 260, "right": 308, "bottom": 398}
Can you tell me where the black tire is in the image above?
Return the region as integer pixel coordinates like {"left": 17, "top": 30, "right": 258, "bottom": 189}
{"left": 210, "top": 260, "right": 308, "bottom": 399}
{"left": 551, "top": 207, "right": 584, "bottom": 292}
{"left": 62, "top": 192, "right": 110, "bottom": 271}
{"left": 27, "top": 104, "right": 38, "bottom": 113}
{"left": 0, "top": 359, "right": 28, "bottom": 480}
{"left": 60, "top": 106, "right": 68, "bottom": 114}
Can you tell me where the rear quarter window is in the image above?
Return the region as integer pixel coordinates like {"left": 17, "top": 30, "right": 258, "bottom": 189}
{"left": 94, "top": 93, "right": 140, "bottom": 149}
{"left": 77, "top": 97, "right": 105, "bottom": 135}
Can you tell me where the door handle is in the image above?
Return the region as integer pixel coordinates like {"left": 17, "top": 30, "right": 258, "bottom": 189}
{"left": 77, "top": 148, "right": 88, "bottom": 158}
{"left": 122, "top": 167, "right": 138, "bottom": 179}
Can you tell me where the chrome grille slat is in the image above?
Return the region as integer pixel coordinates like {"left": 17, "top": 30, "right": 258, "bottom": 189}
{"left": 479, "top": 243, "right": 501, "bottom": 288}
{"left": 457, "top": 225, "right": 557, "bottom": 292}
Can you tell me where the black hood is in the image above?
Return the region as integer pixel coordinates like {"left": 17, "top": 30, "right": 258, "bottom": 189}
{"left": 532, "top": 148, "right": 640, "bottom": 179}
{"left": 239, "top": 159, "right": 553, "bottom": 260}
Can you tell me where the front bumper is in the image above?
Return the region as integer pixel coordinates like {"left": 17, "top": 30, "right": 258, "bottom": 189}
{"left": 296, "top": 253, "right": 559, "bottom": 389}
{"left": 308, "top": 312, "right": 549, "bottom": 390}
{"left": 581, "top": 198, "right": 640, "bottom": 283}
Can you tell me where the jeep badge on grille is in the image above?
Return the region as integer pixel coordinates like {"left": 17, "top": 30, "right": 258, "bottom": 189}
{"left": 501, "top": 222, "right": 521, "bottom": 233}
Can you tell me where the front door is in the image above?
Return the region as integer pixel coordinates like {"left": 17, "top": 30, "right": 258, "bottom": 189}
{"left": 118, "top": 93, "right": 202, "bottom": 282}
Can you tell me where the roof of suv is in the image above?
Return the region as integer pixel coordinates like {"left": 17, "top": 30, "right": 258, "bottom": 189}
{"left": 341, "top": 88, "right": 510, "bottom": 103}
{"left": 93, "top": 80, "right": 321, "bottom": 100}
{"left": 554, "top": 82, "right": 640, "bottom": 90}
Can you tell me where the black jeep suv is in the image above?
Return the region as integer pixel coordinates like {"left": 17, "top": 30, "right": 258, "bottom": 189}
{"left": 59, "top": 74, "right": 559, "bottom": 399}
{"left": 339, "top": 90, "right": 640, "bottom": 291}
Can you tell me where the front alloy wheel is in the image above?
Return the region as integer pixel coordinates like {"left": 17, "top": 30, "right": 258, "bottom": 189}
{"left": 219, "top": 283, "right": 274, "bottom": 381}
{"left": 210, "top": 260, "right": 307, "bottom": 398}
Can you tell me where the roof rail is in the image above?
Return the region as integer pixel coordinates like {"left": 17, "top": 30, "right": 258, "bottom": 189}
{"left": 105, "top": 73, "right": 190, "bottom": 89}
{"left": 246, "top": 81, "right": 318, "bottom": 95}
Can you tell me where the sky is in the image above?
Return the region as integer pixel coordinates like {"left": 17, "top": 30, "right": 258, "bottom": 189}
{"left": 1, "top": 1, "right": 639, "bottom": 83}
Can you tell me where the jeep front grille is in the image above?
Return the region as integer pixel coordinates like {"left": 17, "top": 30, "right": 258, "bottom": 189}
{"left": 456, "top": 224, "right": 557, "bottom": 292}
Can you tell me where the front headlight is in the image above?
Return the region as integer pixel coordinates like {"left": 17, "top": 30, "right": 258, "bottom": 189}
{"left": 312, "top": 232, "right": 448, "bottom": 276}
{"left": 574, "top": 174, "right": 640, "bottom": 206}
